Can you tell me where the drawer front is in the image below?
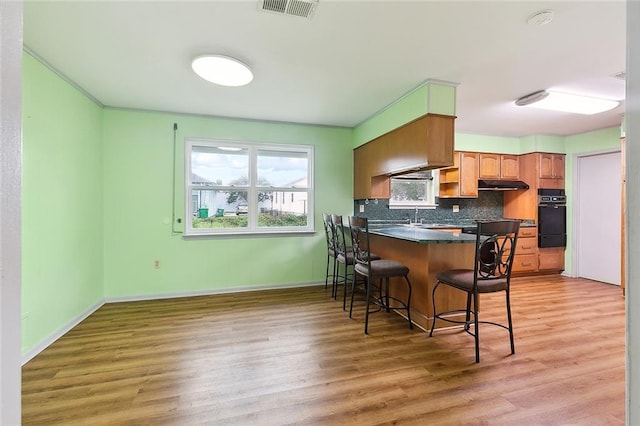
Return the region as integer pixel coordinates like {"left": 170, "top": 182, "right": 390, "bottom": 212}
{"left": 519, "top": 227, "right": 537, "bottom": 238}
{"left": 516, "top": 239, "right": 537, "bottom": 255}
{"left": 511, "top": 254, "right": 538, "bottom": 272}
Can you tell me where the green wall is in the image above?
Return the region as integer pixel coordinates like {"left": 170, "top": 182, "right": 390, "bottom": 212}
{"left": 23, "top": 52, "right": 353, "bottom": 357}
{"left": 102, "top": 109, "right": 353, "bottom": 298}
{"left": 21, "top": 49, "right": 623, "bottom": 359}
{"left": 352, "top": 80, "right": 456, "bottom": 148}
{"left": 455, "top": 133, "right": 521, "bottom": 154}
{"left": 22, "top": 53, "right": 104, "bottom": 354}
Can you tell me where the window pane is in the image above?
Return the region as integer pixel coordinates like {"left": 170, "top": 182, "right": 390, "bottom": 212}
{"left": 257, "top": 149, "right": 308, "bottom": 188}
{"left": 186, "top": 140, "right": 313, "bottom": 235}
{"left": 191, "top": 146, "right": 249, "bottom": 186}
{"left": 191, "top": 189, "right": 248, "bottom": 229}
{"left": 390, "top": 179, "right": 428, "bottom": 202}
{"left": 257, "top": 191, "right": 308, "bottom": 228}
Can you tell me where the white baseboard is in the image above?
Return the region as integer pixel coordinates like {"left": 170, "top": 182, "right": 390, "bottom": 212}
{"left": 22, "top": 281, "right": 324, "bottom": 365}
{"left": 22, "top": 299, "right": 105, "bottom": 365}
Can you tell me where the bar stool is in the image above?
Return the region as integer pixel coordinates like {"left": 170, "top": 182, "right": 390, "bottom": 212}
{"left": 322, "top": 213, "right": 337, "bottom": 292}
{"left": 331, "top": 214, "right": 380, "bottom": 309}
{"left": 429, "top": 220, "right": 520, "bottom": 362}
{"left": 348, "top": 216, "right": 413, "bottom": 334}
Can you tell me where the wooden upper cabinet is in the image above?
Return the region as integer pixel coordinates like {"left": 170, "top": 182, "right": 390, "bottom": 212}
{"left": 353, "top": 143, "right": 369, "bottom": 200}
{"left": 538, "top": 153, "right": 565, "bottom": 189}
{"left": 501, "top": 155, "right": 520, "bottom": 179}
{"left": 439, "top": 151, "right": 478, "bottom": 198}
{"left": 479, "top": 153, "right": 519, "bottom": 179}
{"left": 539, "top": 153, "right": 564, "bottom": 179}
{"left": 459, "top": 152, "right": 479, "bottom": 197}
{"left": 552, "top": 154, "right": 565, "bottom": 179}
{"left": 478, "top": 153, "right": 500, "bottom": 179}
{"left": 353, "top": 143, "right": 390, "bottom": 199}
{"left": 378, "top": 114, "right": 455, "bottom": 174}
{"left": 353, "top": 113, "right": 455, "bottom": 199}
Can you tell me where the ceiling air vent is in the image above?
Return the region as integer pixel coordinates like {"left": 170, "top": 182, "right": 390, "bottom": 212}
{"left": 258, "top": 0, "right": 318, "bottom": 19}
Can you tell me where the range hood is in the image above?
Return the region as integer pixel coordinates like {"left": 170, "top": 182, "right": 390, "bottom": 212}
{"left": 477, "top": 179, "right": 530, "bottom": 190}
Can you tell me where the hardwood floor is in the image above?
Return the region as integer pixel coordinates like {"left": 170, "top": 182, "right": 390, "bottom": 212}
{"left": 22, "top": 275, "right": 625, "bottom": 425}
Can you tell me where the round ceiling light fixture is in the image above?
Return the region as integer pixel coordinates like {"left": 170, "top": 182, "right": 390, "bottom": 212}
{"left": 515, "top": 90, "right": 549, "bottom": 106}
{"left": 527, "top": 9, "right": 554, "bottom": 26}
{"left": 191, "top": 55, "right": 254, "bottom": 87}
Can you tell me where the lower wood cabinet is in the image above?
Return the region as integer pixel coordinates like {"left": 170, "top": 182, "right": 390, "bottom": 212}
{"left": 511, "top": 227, "right": 539, "bottom": 274}
{"left": 539, "top": 247, "right": 565, "bottom": 271}
{"left": 511, "top": 254, "right": 539, "bottom": 273}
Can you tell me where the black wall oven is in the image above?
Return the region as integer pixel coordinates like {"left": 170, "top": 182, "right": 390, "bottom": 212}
{"left": 538, "top": 189, "right": 567, "bottom": 248}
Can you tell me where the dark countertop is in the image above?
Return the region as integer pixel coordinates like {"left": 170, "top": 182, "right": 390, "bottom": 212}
{"left": 368, "top": 219, "right": 535, "bottom": 229}
{"left": 367, "top": 218, "right": 535, "bottom": 244}
{"left": 368, "top": 226, "right": 478, "bottom": 244}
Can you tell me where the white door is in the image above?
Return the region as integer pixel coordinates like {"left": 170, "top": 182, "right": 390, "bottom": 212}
{"left": 576, "top": 151, "right": 621, "bottom": 285}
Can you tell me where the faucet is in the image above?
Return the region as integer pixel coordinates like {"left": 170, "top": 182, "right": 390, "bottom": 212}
{"left": 414, "top": 206, "right": 419, "bottom": 224}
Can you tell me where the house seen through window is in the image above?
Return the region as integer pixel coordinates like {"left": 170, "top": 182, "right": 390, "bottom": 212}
{"left": 186, "top": 139, "right": 314, "bottom": 235}
{"left": 389, "top": 170, "right": 438, "bottom": 208}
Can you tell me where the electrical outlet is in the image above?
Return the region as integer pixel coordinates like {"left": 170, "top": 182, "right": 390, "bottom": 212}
{"left": 154, "top": 260, "right": 160, "bottom": 269}
{"left": 452, "top": 205, "right": 460, "bottom": 213}
{"left": 359, "top": 204, "right": 365, "bottom": 213}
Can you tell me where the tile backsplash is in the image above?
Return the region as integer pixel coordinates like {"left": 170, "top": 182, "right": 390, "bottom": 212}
{"left": 353, "top": 192, "right": 504, "bottom": 224}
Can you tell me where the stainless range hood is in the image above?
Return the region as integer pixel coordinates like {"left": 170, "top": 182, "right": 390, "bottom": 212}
{"left": 477, "top": 179, "right": 530, "bottom": 190}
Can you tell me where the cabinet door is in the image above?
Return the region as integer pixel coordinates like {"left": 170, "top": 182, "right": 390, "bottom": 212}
{"left": 500, "top": 155, "right": 520, "bottom": 179}
{"left": 353, "top": 144, "right": 369, "bottom": 199}
{"left": 539, "top": 247, "right": 565, "bottom": 270}
{"left": 539, "top": 153, "right": 565, "bottom": 179}
{"left": 539, "top": 153, "right": 554, "bottom": 179}
{"left": 552, "top": 154, "right": 565, "bottom": 179}
{"left": 459, "top": 152, "right": 479, "bottom": 197}
{"left": 479, "top": 153, "right": 501, "bottom": 179}
{"left": 438, "top": 151, "right": 478, "bottom": 198}
{"left": 424, "top": 115, "right": 455, "bottom": 167}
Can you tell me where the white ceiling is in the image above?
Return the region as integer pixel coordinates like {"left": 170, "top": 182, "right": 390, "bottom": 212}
{"left": 23, "top": 1, "right": 627, "bottom": 138}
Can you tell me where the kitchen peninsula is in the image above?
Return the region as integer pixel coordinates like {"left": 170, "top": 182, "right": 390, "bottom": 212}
{"left": 366, "top": 225, "right": 478, "bottom": 331}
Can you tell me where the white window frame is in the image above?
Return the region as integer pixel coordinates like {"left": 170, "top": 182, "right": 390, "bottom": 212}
{"left": 388, "top": 171, "right": 439, "bottom": 209}
{"left": 185, "top": 138, "right": 314, "bottom": 236}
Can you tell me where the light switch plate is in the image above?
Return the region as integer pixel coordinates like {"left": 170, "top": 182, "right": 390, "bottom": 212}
{"left": 453, "top": 205, "right": 459, "bottom": 213}
{"left": 359, "top": 204, "right": 365, "bottom": 213}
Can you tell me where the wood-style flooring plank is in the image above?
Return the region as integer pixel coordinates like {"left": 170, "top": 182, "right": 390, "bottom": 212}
{"left": 22, "top": 275, "right": 625, "bottom": 425}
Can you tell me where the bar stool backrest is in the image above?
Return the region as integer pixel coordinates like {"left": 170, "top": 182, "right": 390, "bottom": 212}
{"left": 474, "top": 220, "right": 520, "bottom": 282}
{"left": 348, "top": 216, "right": 371, "bottom": 269}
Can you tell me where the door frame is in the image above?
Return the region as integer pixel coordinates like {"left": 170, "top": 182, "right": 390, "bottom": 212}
{"left": 570, "top": 148, "right": 622, "bottom": 280}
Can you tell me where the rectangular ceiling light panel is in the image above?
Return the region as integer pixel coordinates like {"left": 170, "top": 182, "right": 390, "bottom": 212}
{"left": 516, "top": 90, "right": 619, "bottom": 115}
{"left": 529, "top": 91, "right": 619, "bottom": 115}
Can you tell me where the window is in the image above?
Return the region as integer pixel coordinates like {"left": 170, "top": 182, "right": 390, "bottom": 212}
{"left": 389, "top": 170, "right": 438, "bottom": 208}
{"left": 185, "top": 139, "right": 314, "bottom": 235}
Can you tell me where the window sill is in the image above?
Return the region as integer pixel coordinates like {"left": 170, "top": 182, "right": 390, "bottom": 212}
{"left": 388, "top": 204, "right": 438, "bottom": 210}
{"left": 182, "top": 229, "right": 316, "bottom": 239}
